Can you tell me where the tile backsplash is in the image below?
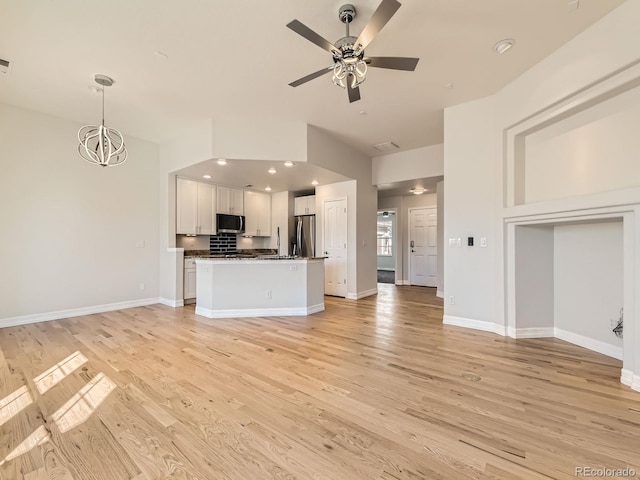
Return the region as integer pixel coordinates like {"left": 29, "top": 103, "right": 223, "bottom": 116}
{"left": 209, "top": 233, "right": 237, "bottom": 253}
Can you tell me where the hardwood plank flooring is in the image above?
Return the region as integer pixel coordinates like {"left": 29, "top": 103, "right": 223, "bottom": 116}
{"left": 1, "top": 284, "right": 639, "bottom": 479}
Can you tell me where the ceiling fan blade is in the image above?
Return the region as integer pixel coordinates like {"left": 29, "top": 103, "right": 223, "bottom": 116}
{"left": 365, "top": 56, "right": 419, "bottom": 71}
{"left": 286, "top": 20, "right": 341, "bottom": 56}
{"left": 289, "top": 66, "right": 334, "bottom": 87}
{"left": 346, "top": 75, "right": 361, "bottom": 103}
{"left": 355, "top": 0, "right": 401, "bottom": 52}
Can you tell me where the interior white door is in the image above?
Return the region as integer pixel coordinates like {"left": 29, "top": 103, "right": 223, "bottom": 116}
{"left": 323, "top": 199, "right": 347, "bottom": 297}
{"left": 409, "top": 207, "right": 437, "bottom": 287}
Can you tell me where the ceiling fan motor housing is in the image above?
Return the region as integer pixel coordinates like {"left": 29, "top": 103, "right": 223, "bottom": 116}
{"left": 334, "top": 36, "right": 362, "bottom": 62}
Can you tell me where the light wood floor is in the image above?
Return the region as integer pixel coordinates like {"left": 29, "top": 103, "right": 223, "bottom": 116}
{"left": 1, "top": 285, "right": 639, "bottom": 479}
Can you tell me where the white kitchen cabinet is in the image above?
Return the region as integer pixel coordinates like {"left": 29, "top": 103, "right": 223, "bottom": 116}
{"left": 244, "top": 190, "right": 271, "bottom": 237}
{"left": 294, "top": 195, "right": 316, "bottom": 216}
{"left": 176, "top": 178, "right": 216, "bottom": 235}
{"left": 184, "top": 257, "right": 197, "bottom": 302}
{"left": 217, "top": 186, "right": 244, "bottom": 215}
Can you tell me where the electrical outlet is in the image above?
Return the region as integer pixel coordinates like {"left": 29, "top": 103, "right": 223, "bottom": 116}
{"left": 135, "top": 240, "right": 145, "bottom": 248}
{"left": 480, "top": 237, "right": 487, "bottom": 247}
{"left": 290, "top": 265, "right": 298, "bottom": 271}
{"left": 265, "top": 290, "right": 272, "bottom": 299}
{"left": 449, "top": 296, "right": 455, "bottom": 305}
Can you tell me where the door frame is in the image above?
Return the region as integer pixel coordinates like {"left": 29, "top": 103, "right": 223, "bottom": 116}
{"left": 322, "top": 196, "right": 348, "bottom": 297}
{"left": 408, "top": 206, "right": 437, "bottom": 286}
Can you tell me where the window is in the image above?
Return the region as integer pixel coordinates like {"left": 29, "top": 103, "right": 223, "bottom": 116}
{"left": 377, "top": 215, "right": 393, "bottom": 256}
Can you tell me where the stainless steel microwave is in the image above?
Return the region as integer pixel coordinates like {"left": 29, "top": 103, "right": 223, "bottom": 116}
{"left": 216, "top": 214, "right": 245, "bottom": 234}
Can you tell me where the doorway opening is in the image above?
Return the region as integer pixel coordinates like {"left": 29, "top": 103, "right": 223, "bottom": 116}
{"left": 377, "top": 210, "right": 396, "bottom": 284}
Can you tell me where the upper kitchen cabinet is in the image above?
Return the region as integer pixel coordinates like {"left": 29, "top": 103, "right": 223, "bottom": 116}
{"left": 294, "top": 195, "right": 316, "bottom": 216}
{"left": 217, "top": 186, "right": 244, "bottom": 215}
{"left": 176, "top": 178, "right": 216, "bottom": 235}
{"left": 244, "top": 191, "right": 271, "bottom": 237}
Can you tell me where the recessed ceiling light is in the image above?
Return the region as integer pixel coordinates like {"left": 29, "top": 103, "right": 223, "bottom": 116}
{"left": 203, "top": 174, "right": 211, "bottom": 179}
{"left": 359, "top": 110, "right": 367, "bottom": 115}
{"left": 265, "top": 186, "right": 272, "bottom": 192}
{"left": 410, "top": 187, "right": 426, "bottom": 195}
{"left": 493, "top": 39, "right": 515, "bottom": 54}
{"left": 154, "top": 50, "right": 169, "bottom": 60}
{"left": 311, "top": 180, "right": 319, "bottom": 186}
{"left": 268, "top": 167, "right": 277, "bottom": 174}
{"left": 217, "top": 159, "right": 227, "bottom": 166}
{"left": 444, "top": 83, "right": 454, "bottom": 89}
{"left": 284, "top": 161, "right": 294, "bottom": 167}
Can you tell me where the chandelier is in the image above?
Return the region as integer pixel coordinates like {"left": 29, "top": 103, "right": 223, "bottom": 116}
{"left": 78, "top": 74, "right": 127, "bottom": 167}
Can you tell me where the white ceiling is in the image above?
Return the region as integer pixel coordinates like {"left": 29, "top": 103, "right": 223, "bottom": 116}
{"left": 0, "top": 0, "right": 625, "bottom": 159}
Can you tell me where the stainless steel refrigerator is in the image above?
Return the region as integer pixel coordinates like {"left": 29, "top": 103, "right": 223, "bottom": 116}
{"left": 295, "top": 215, "right": 315, "bottom": 258}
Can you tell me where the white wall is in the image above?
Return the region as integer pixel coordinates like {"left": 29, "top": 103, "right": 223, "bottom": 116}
{"left": 308, "top": 126, "right": 377, "bottom": 298}
{"left": 372, "top": 144, "right": 444, "bottom": 185}
{"left": 554, "top": 222, "right": 623, "bottom": 353}
{"left": 444, "top": 95, "right": 500, "bottom": 325}
{"left": 211, "top": 117, "right": 307, "bottom": 163}
{"left": 0, "top": 103, "right": 159, "bottom": 323}
{"left": 515, "top": 226, "right": 555, "bottom": 331}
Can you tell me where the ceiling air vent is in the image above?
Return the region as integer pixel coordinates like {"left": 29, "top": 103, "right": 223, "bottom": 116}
{"left": 373, "top": 141, "right": 399, "bottom": 153}
{"left": 0, "top": 58, "right": 10, "bottom": 74}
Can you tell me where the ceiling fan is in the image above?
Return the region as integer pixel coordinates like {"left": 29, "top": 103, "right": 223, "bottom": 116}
{"left": 286, "top": 0, "right": 419, "bottom": 103}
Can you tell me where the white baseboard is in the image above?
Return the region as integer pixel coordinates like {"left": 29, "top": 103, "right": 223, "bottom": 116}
{"left": 159, "top": 298, "right": 184, "bottom": 308}
{"left": 346, "top": 288, "right": 378, "bottom": 300}
{"left": 554, "top": 328, "right": 623, "bottom": 361}
{"left": 436, "top": 290, "right": 444, "bottom": 299}
{"left": 618, "top": 371, "right": 640, "bottom": 395}
{"left": 396, "top": 279, "right": 410, "bottom": 286}
{"left": 0, "top": 297, "right": 160, "bottom": 329}
{"left": 507, "top": 327, "right": 556, "bottom": 339}
{"left": 443, "top": 315, "right": 506, "bottom": 336}
{"left": 195, "top": 303, "right": 325, "bottom": 319}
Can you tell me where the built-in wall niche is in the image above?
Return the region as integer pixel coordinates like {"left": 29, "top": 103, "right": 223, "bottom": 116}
{"left": 522, "top": 86, "right": 640, "bottom": 204}
{"left": 505, "top": 61, "right": 640, "bottom": 208}
{"left": 513, "top": 220, "right": 624, "bottom": 357}
{"left": 507, "top": 215, "right": 630, "bottom": 376}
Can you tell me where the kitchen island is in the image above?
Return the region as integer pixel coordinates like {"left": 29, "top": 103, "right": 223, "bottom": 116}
{"left": 195, "top": 257, "right": 325, "bottom": 318}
